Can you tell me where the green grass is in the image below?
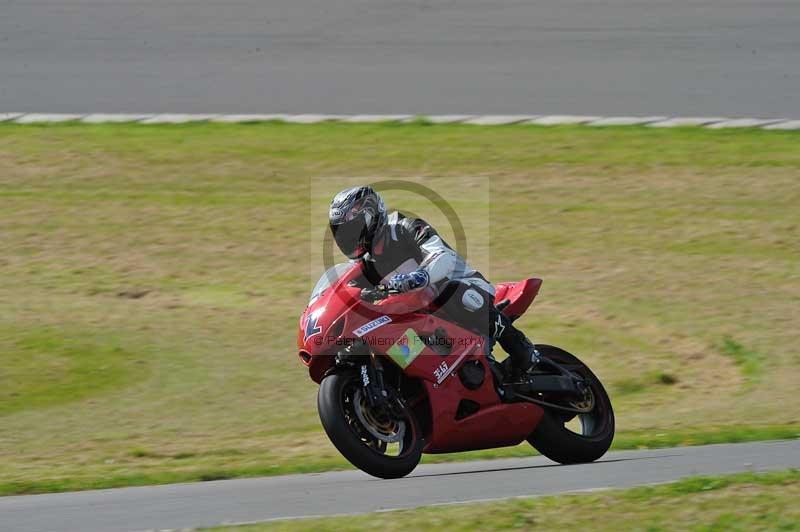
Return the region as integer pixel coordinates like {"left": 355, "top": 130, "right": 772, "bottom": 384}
{"left": 1, "top": 121, "right": 798, "bottom": 495}
{"left": 720, "top": 336, "right": 765, "bottom": 387}
{"left": 206, "top": 469, "right": 800, "bottom": 531}
{"left": 0, "top": 325, "right": 150, "bottom": 416}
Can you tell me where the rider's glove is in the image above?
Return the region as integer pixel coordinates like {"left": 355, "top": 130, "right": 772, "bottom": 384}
{"left": 387, "top": 270, "right": 429, "bottom": 293}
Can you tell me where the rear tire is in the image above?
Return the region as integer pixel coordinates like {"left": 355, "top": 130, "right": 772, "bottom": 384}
{"left": 318, "top": 371, "right": 423, "bottom": 479}
{"left": 527, "top": 345, "right": 615, "bottom": 464}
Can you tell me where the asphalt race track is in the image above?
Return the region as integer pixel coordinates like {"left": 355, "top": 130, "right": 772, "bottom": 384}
{"left": 1, "top": 0, "right": 798, "bottom": 116}
{"left": 2, "top": 440, "right": 799, "bottom": 532}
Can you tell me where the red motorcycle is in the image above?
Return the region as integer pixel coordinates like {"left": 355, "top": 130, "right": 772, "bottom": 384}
{"left": 298, "top": 261, "right": 614, "bottom": 479}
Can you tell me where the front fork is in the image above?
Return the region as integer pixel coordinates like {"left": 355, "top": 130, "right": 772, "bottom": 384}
{"left": 360, "top": 355, "right": 387, "bottom": 407}
{"left": 359, "top": 355, "right": 410, "bottom": 419}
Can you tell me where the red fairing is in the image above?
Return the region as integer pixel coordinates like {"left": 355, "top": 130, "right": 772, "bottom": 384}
{"left": 298, "top": 263, "right": 371, "bottom": 382}
{"left": 421, "top": 344, "right": 544, "bottom": 453}
{"left": 494, "top": 278, "right": 542, "bottom": 320}
{"left": 297, "top": 262, "right": 439, "bottom": 383}
{"left": 298, "top": 262, "right": 546, "bottom": 453}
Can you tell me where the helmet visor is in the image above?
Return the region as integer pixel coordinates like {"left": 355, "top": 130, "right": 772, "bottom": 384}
{"left": 330, "top": 217, "right": 369, "bottom": 259}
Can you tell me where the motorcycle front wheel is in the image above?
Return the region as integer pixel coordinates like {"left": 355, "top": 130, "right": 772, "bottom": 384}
{"left": 318, "top": 371, "right": 423, "bottom": 479}
{"left": 527, "top": 345, "right": 615, "bottom": 464}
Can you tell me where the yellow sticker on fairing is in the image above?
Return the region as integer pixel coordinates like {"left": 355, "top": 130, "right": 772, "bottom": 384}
{"left": 387, "top": 328, "right": 425, "bottom": 369}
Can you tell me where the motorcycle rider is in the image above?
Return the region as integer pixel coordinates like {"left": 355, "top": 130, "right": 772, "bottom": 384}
{"left": 328, "top": 185, "right": 540, "bottom": 381}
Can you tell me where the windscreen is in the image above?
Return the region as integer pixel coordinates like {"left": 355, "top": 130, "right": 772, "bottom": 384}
{"left": 309, "top": 262, "right": 355, "bottom": 304}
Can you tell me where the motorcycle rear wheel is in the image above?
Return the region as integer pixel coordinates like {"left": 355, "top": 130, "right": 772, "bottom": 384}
{"left": 318, "top": 371, "right": 423, "bottom": 479}
{"left": 527, "top": 345, "right": 615, "bottom": 464}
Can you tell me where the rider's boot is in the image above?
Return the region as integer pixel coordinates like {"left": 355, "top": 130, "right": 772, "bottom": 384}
{"left": 508, "top": 333, "right": 542, "bottom": 383}
{"left": 491, "top": 311, "right": 541, "bottom": 382}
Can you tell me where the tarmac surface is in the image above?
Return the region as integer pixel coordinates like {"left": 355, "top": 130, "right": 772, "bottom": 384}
{"left": 2, "top": 0, "right": 798, "bottom": 116}
{"left": 2, "top": 440, "right": 799, "bottom": 532}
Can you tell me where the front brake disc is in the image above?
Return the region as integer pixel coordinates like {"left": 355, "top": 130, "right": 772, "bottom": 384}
{"left": 353, "top": 390, "right": 406, "bottom": 443}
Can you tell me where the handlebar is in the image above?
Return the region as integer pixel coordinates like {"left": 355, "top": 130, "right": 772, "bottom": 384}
{"left": 360, "top": 284, "right": 401, "bottom": 302}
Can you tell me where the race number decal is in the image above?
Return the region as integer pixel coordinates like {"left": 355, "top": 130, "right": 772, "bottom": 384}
{"left": 433, "top": 361, "right": 449, "bottom": 383}
{"left": 387, "top": 328, "right": 425, "bottom": 369}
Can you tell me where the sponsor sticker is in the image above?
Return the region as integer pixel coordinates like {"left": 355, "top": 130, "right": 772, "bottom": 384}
{"left": 353, "top": 315, "right": 392, "bottom": 337}
{"left": 387, "top": 328, "right": 425, "bottom": 369}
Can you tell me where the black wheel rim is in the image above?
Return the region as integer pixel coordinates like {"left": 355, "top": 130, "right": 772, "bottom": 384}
{"left": 339, "top": 377, "right": 418, "bottom": 459}
{"left": 540, "top": 355, "right": 612, "bottom": 439}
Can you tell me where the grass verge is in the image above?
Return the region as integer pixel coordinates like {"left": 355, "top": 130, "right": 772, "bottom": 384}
{"left": 1, "top": 121, "right": 798, "bottom": 495}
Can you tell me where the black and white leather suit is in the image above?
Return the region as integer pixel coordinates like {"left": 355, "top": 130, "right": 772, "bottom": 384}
{"left": 363, "top": 212, "right": 535, "bottom": 371}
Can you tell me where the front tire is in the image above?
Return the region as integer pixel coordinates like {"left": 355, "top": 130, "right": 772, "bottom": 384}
{"left": 528, "top": 345, "right": 615, "bottom": 464}
{"left": 318, "top": 371, "right": 423, "bottom": 479}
